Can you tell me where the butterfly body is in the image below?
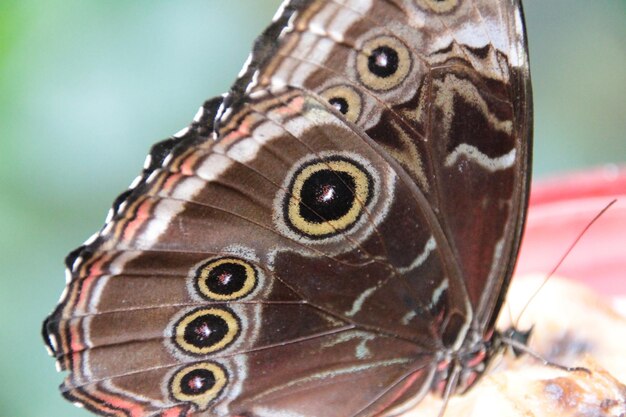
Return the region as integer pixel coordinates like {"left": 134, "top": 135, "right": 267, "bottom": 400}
{"left": 44, "top": 1, "right": 531, "bottom": 416}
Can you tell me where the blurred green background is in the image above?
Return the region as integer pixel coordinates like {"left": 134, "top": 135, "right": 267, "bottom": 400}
{"left": 0, "top": 1, "right": 623, "bottom": 416}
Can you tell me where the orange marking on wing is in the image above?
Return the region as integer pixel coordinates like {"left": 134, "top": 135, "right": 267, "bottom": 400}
{"left": 90, "top": 390, "right": 149, "bottom": 417}
{"left": 180, "top": 153, "right": 200, "bottom": 176}
{"left": 68, "top": 320, "right": 86, "bottom": 354}
{"left": 221, "top": 114, "right": 255, "bottom": 146}
{"left": 69, "top": 389, "right": 127, "bottom": 417}
{"left": 75, "top": 254, "right": 109, "bottom": 312}
{"left": 162, "top": 406, "right": 189, "bottom": 417}
{"left": 281, "top": 95, "right": 305, "bottom": 115}
{"left": 69, "top": 253, "right": 112, "bottom": 355}
{"left": 236, "top": 117, "right": 252, "bottom": 136}
{"left": 70, "top": 351, "right": 83, "bottom": 375}
{"left": 163, "top": 173, "right": 184, "bottom": 192}
{"left": 224, "top": 130, "right": 244, "bottom": 143}
{"left": 123, "top": 199, "right": 155, "bottom": 241}
{"left": 222, "top": 128, "right": 247, "bottom": 146}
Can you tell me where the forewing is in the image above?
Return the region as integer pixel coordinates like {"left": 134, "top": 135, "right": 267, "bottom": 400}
{"left": 229, "top": 0, "right": 532, "bottom": 328}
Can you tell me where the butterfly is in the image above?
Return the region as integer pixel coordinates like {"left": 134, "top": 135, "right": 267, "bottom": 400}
{"left": 43, "top": 0, "right": 532, "bottom": 416}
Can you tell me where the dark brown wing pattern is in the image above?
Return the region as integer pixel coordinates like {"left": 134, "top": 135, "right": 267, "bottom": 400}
{"left": 43, "top": 1, "right": 531, "bottom": 416}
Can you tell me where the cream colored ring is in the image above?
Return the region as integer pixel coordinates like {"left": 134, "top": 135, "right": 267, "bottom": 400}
{"left": 320, "top": 85, "right": 363, "bottom": 124}
{"left": 356, "top": 36, "right": 411, "bottom": 91}
{"left": 170, "top": 362, "right": 227, "bottom": 409}
{"left": 196, "top": 257, "right": 257, "bottom": 301}
{"left": 286, "top": 158, "right": 371, "bottom": 238}
{"left": 174, "top": 308, "right": 239, "bottom": 355}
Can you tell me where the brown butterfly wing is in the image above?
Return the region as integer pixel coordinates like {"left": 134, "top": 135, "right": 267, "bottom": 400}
{"left": 44, "top": 0, "right": 531, "bottom": 416}
{"left": 44, "top": 91, "right": 469, "bottom": 416}
{"left": 231, "top": 0, "right": 532, "bottom": 327}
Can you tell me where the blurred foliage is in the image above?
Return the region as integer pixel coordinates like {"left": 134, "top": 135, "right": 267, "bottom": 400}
{"left": 0, "top": 1, "right": 623, "bottom": 416}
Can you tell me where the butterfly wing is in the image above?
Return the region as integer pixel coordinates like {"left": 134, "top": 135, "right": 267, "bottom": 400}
{"left": 230, "top": 0, "right": 532, "bottom": 329}
{"left": 44, "top": 0, "right": 531, "bottom": 416}
{"left": 44, "top": 90, "right": 473, "bottom": 416}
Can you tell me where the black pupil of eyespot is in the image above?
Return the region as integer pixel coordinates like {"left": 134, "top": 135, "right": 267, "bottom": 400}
{"left": 299, "top": 170, "right": 356, "bottom": 223}
{"left": 368, "top": 46, "right": 399, "bottom": 78}
{"left": 207, "top": 263, "right": 247, "bottom": 295}
{"left": 180, "top": 369, "right": 216, "bottom": 395}
{"left": 184, "top": 314, "right": 228, "bottom": 348}
{"left": 328, "top": 97, "right": 349, "bottom": 115}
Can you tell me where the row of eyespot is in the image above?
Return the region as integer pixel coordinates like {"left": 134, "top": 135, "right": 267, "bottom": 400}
{"left": 320, "top": 35, "right": 412, "bottom": 125}
{"left": 168, "top": 257, "right": 251, "bottom": 407}
{"left": 168, "top": 155, "right": 375, "bottom": 405}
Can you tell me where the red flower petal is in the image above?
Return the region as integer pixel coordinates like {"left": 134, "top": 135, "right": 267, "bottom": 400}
{"left": 516, "top": 165, "right": 626, "bottom": 296}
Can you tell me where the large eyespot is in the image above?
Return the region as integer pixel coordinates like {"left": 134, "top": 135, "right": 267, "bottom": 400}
{"left": 356, "top": 36, "right": 411, "bottom": 91}
{"left": 174, "top": 308, "right": 239, "bottom": 355}
{"left": 195, "top": 257, "right": 257, "bottom": 301}
{"left": 284, "top": 157, "right": 373, "bottom": 239}
{"left": 415, "top": 0, "right": 459, "bottom": 14}
{"left": 170, "top": 362, "right": 227, "bottom": 409}
{"left": 320, "top": 85, "right": 363, "bottom": 124}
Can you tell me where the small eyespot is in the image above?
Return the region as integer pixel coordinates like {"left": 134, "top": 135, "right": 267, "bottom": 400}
{"left": 284, "top": 156, "right": 373, "bottom": 239}
{"left": 320, "top": 85, "right": 363, "bottom": 124}
{"left": 195, "top": 257, "right": 257, "bottom": 301}
{"left": 174, "top": 308, "right": 239, "bottom": 355}
{"left": 170, "top": 362, "right": 227, "bottom": 409}
{"left": 415, "top": 0, "right": 459, "bottom": 14}
{"left": 356, "top": 36, "right": 411, "bottom": 91}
